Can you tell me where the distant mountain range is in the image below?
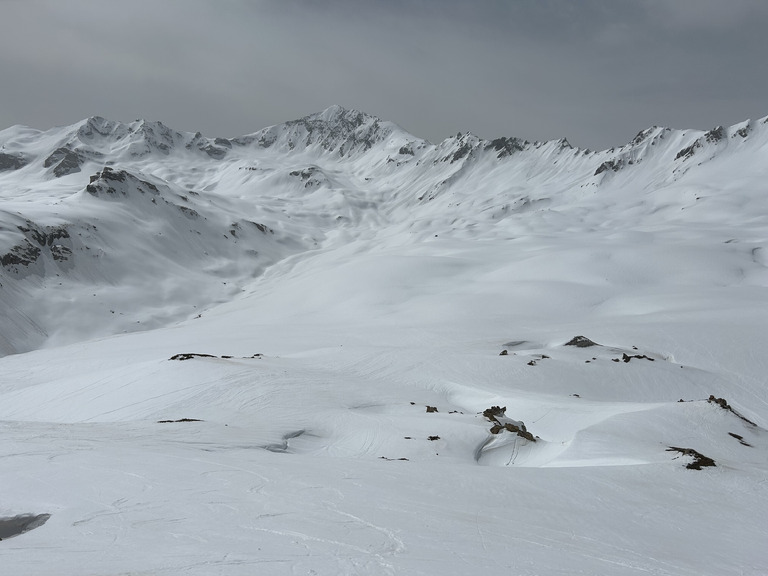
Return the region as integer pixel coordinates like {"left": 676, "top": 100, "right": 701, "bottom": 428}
{"left": 1, "top": 105, "right": 767, "bottom": 354}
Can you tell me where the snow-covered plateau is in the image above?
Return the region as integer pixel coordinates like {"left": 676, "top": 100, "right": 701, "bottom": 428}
{"left": 1, "top": 105, "right": 766, "bottom": 574}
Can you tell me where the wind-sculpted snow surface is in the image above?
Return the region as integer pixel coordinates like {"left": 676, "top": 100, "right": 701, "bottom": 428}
{"left": 1, "top": 107, "right": 767, "bottom": 574}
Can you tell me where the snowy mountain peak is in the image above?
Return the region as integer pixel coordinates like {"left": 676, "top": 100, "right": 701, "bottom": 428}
{"left": 309, "top": 104, "right": 371, "bottom": 124}
{"left": 41, "top": 117, "right": 233, "bottom": 170}
{"left": 76, "top": 116, "right": 129, "bottom": 143}
{"left": 121, "top": 119, "right": 182, "bottom": 157}
{"left": 241, "top": 105, "right": 418, "bottom": 158}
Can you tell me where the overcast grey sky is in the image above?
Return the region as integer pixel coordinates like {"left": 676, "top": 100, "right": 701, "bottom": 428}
{"left": 1, "top": 0, "right": 766, "bottom": 149}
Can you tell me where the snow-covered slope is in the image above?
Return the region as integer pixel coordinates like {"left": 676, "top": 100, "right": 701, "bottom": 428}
{"left": 3, "top": 106, "right": 767, "bottom": 355}
{"left": 1, "top": 107, "right": 767, "bottom": 575}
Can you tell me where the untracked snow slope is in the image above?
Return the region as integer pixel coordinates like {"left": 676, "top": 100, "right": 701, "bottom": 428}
{"left": 1, "top": 107, "right": 767, "bottom": 575}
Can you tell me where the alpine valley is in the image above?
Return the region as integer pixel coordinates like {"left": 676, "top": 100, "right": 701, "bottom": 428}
{"left": 1, "top": 106, "right": 766, "bottom": 575}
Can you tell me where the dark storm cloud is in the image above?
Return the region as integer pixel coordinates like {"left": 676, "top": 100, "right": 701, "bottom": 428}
{"left": 1, "top": 0, "right": 766, "bottom": 149}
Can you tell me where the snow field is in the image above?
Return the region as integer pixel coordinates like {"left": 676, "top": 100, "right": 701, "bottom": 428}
{"left": 0, "top": 107, "right": 767, "bottom": 574}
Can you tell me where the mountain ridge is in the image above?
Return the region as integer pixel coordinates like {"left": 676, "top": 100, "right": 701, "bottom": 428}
{"left": 1, "top": 106, "right": 767, "bottom": 355}
{"left": 4, "top": 104, "right": 766, "bottom": 164}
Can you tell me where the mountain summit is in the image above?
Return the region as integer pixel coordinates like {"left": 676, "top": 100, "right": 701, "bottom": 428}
{"left": 237, "top": 105, "right": 416, "bottom": 157}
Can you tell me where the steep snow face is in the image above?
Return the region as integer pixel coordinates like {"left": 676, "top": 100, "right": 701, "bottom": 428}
{"left": 1, "top": 108, "right": 768, "bottom": 575}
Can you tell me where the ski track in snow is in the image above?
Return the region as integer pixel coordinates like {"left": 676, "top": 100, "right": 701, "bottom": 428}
{"left": 0, "top": 107, "right": 767, "bottom": 574}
